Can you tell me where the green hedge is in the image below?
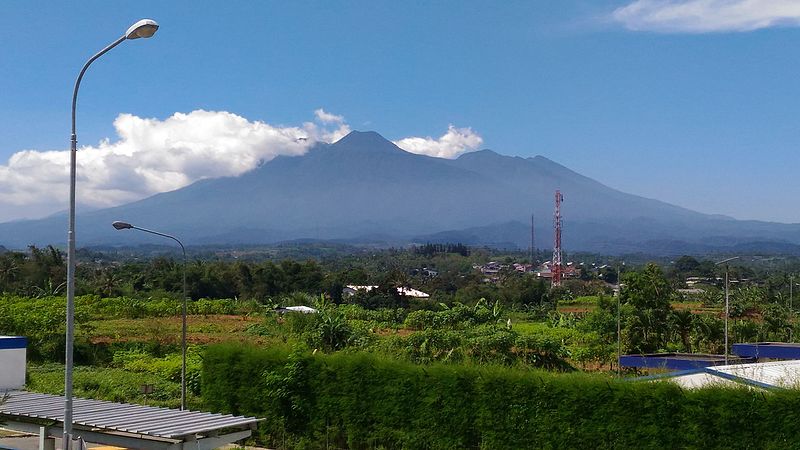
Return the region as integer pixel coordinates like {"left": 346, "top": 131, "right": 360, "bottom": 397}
{"left": 203, "top": 344, "right": 800, "bottom": 449}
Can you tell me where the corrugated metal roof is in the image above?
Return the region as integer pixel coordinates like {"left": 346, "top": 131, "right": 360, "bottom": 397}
{"left": 665, "top": 360, "right": 800, "bottom": 389}
{"left": 0, "top": 391, "right": 260, "bottom": 439}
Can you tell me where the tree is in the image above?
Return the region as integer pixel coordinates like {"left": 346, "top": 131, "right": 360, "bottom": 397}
{"left": 620, "top": 263, "right": 673, "bottom": 353}
{"left": 670, "top": 309, "right": 694, "bottom": 352}
{"left": 761, "top": 304, "right": 791, "bottom": 341}
{"left": 693, "top": 314, "right": 724, "bottom": 353}
{"left": 674, "top": 255, "right": 700, "bottom": 274}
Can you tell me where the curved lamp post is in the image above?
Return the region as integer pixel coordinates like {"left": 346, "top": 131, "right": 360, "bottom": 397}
{"left": 65, "top": 19, "right": 158, "bottom": 449}
{"left": 616, "top": 262, "right": 624, "bottom": 377}
{"left": 112, "top": 221, "right": 188, "bottom": 410}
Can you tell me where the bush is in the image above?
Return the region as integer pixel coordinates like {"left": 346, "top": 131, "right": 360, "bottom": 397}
{"left": 82, "top": 296, "right": 261, "bottom": 319}
{"left": 27, "top": 363, "right": 186, "bottom": 407}
{"left": 203, "top": 344, "right": 800, "bottom": 449}
{"left": 403, "top": 310, "right": 436, "bottom": 330}
{"left": 0, "top": 295, "right": 92, "bottom": 361}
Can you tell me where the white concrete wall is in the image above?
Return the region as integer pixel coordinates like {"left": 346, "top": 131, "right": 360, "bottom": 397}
{"left": 0, "top": 337, "right": 26, "bottom": 390}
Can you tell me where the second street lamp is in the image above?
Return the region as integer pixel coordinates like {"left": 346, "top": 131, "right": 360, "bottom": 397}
{"left": 65, "top": 19, "right": 159, "bottom": 450}
{"left": 616, "top": 261, "right": 624, "bottom": 377}
{"left": 112, "top": 221, "right": 188, "bottom": 410}
{"left": 715, "top": 256, "right": 740, "bottom": 364}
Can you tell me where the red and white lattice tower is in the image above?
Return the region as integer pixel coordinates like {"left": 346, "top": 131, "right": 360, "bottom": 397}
{"left": 552, "top": 190, "right": 564, "bottom": 287}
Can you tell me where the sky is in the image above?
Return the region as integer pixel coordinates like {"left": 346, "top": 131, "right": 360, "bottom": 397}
{"left": 1, "top": 0, "right": 800, "bottom": 223}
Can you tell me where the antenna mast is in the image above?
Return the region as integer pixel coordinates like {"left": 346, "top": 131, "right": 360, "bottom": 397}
{"left": 552, "top": 190, "right": 564, "bottom": 287}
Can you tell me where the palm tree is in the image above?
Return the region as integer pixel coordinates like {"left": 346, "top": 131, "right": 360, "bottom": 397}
{"left": 693, "top": 314, "right": 724, "bottom": 354}
{"left": 0, "top": 257, "right": 20, "bottom": 290}
{"left": 94, "top": 268, "right": 120, "bottom": 297}
{"left": 670, "top": 309, "right": 694, "bottom": 352}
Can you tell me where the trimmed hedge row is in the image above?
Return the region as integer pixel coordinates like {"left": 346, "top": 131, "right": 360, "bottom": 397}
{"left": 202, "top": 344, "right": 800, "bottom": 449}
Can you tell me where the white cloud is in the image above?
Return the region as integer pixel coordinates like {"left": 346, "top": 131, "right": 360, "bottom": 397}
{"left": 613, "top": 0, "right": 800, "bottom": 33}
{"left": 0, "top": 110, "right": 481, "bottom": 223}
{"left": 393, "top": 125, "right": 484, "bottom": 159}
{"left": 0, "top": 110, "right": 348, "bottom": 222}
{"left": 314, "top": 108, "right": 345, "bottom": 124}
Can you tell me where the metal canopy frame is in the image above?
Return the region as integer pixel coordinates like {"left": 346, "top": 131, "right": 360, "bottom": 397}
{"left": 0, "top": 391, "right": 261, "bottom": 450}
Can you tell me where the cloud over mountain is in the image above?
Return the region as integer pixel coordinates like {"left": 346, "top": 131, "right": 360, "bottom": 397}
{"left": 613, "top": 0, "right": 800, "bottom": 33}
{"left": 0, "top": 110, "right": 334, "bottom": 222}
{"left": 0, "top": 110, "right": 483, "bottom": 222}
{"left": 393, "top": 125, "right": 483, "bottom": 159}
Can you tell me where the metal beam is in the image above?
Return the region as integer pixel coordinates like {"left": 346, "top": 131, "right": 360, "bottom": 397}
{"left": 4, "top": 420, "right": 181, "bottom": 450}
{"left": 185, "top": 429, "right": 252, "bottom": 450}
{"left": 5, "top": 421, "right": 252, "bottom": 450}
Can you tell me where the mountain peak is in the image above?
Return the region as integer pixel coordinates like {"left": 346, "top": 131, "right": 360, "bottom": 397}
{"left": 457, "top": 149, "right": 500, "bottom": 160}
{"left": 334, "top": 130, "right": 397, "bottom": 151}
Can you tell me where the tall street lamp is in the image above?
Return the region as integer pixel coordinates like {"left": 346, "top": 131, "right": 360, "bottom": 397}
{"left": 789, "top": 274, "right": 794, "bottom": 342}
{"left": 112, "top": 221, "right": 188, "bottom": 410}
{"left": 715, "top": 256, "right": 740, "bottom": 364}
{"left": 65, "top": 19, "right": 158, "bottom": 449}
{"left": 616, "top": 261, "right": 624, "bottom": 377}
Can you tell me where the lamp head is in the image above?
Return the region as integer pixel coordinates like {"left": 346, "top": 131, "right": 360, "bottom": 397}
{"left": 715, "top": 256, "right": 740, "bottom": 266}
{"left": 112, "top": 221, "right": 133, "bottom": 230}
{"left": 126, "top": 19, "right": 159, "bottom": 40}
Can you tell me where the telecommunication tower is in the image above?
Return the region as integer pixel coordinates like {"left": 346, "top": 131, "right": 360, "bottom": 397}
{"left": 552, "top": 190, "right": 564, "bottom": 287}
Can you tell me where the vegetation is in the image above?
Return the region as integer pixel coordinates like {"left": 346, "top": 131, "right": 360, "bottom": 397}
{"left": 204, "top": 344, "right": 800, "bottom": 449}
{"left": 4, "top": 244, "right": 800, "bottom": 448}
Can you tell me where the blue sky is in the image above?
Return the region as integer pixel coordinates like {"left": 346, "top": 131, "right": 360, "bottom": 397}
{"left": 1, "top": 1, "right": 799, "bottom": 223}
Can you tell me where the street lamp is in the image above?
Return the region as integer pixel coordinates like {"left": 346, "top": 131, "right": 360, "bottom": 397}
{"left": 616, "top": 261, "right": 624, "bottom": 377}
{"left": 65, "top": 19, "right": 158, "bottom": 449}
{"left": 112, "top": 221, "right": 188, "bottom": 410}
{"left": 790, "top": 274, "right": 797, "bottom": 342}
{"left": 715, "top": 256, "right": 740, "bottom": 364}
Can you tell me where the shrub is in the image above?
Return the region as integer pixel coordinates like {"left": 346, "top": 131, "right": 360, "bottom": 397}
{"left": 203, "top": 344, "right": 800, "bottom": 449}
{"left": 0, "top": 295, "right": 92, "bottom": 361}
{"left": 403, "top": 310, "right": 436, "bottom": 330}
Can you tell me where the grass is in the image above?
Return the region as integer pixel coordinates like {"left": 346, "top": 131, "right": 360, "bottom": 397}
{"left": 671, "top": 301, "right": 721, "bottom": 314}
{"left": 88, "top": 314, "right": 266, "bottom": 345}
{"left": 510, "top": 320, "right": 552, "bottom": 334}
{"left": 557, "top": 295, "right": 599, "bottom": 313}
{"left": 26, "top": 363, "right": 198, "bottom": 409}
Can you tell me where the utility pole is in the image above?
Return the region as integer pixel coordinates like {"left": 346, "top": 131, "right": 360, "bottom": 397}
{"left": 617, "top": 262, "right": 624, "bottom": 377}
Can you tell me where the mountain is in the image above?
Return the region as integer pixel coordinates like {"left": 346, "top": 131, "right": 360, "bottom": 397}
{"left": 1, "top": 130, "right": 799, "bottom": 254}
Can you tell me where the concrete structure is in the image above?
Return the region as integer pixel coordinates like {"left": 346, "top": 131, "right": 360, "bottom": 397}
{"left": 643, "top": 360, "right": 800, "bottom": 390}
{"left": 0, "top": 336, "right": 27, "bottom": 391}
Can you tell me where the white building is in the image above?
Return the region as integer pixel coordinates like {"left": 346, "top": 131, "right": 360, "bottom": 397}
{"left": 343, "top": 285, "right": 430, "bottom": 298}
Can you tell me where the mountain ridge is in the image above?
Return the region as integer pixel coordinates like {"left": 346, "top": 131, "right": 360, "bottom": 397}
{"left": 0, "top": 130, "right": 797, "bottom": 254}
